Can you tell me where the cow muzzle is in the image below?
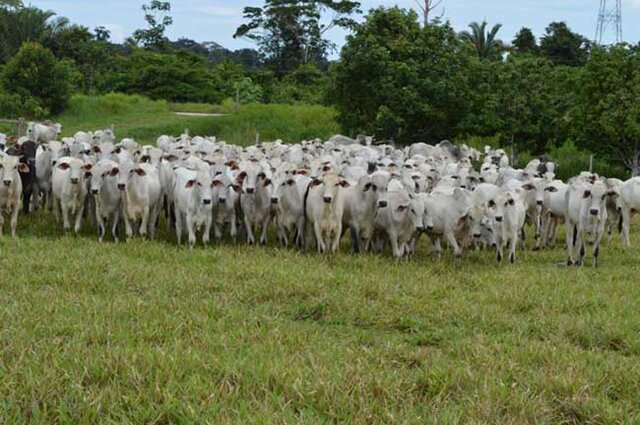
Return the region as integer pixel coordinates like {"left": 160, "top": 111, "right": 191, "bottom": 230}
{"left": 495, "top": 216, "right": 503, "bottom": 222}
{"left": 91, "top": 189, "right": 99, "bottom": 195}
{"left": 271, "top": 197, "right": 278, "bottom": 204}
{"left": 3, "top": 180, "right": 11, "bottom": 187}
{"left": 536, "top": 200, "right": 543, "bottom": 206}
{"left": 473, "top": 233, "right": 481, "bottom": 238}
{"left": 323, "top": 196, "right": 332, "bottom": 204}
{"left": 118, "top": 183, "right": 126, "bottom": 191}
{"left": 218, "top": 198, "right": 226, "bottom": 204}
{"left": 203, "top": 199, "right": 212, "bottom": 205}
{"left": 70, "top": 178, "right": 79, "bottom": 185}
{"left": 378, "top": 200, "right": 388, "bottom": 208}
{"left": 590, "top": 208, "right": 599, "bottom": 216}
{"left": 246, "top": 188, "right": 255, "bottom": 194}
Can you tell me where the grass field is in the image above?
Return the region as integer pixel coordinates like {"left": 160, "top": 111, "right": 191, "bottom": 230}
{"left": 2, "top": 208, "right": 640, "bottom": 423}
{"left": 2, "top": 95, "right": 640, "bottom": 422}
{"left": 55, "top": 94, "right": 340, "bottom": 146}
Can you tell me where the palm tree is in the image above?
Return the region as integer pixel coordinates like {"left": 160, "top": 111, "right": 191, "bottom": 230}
{"left": 0, "top": 7, "right": 69, "bottom": 62}
{"left": 459, "top": 21, "right": 506, "bottom": 60}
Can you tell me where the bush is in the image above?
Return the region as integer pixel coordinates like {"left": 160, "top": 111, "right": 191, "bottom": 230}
{"left": 544, "top": 140, "right": 628, "bottom": 180}
{"left": 1, "top": 42, "right": 73, "bottom": 117}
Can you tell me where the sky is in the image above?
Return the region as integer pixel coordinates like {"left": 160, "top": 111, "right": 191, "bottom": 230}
{"left": 29, "top": 0, "right": 640, "bottom": 52}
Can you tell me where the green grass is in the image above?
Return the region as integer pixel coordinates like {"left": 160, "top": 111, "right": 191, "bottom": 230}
{"left": 55, "top": 94, "right": 340, "bottom": 146}
{"left": 2, "top": 210, "right": 640, "bottom": 423}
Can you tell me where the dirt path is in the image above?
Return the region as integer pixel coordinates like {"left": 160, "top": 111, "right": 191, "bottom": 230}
{"left": 173, "top": 112, "right": 228, "bottom": 117}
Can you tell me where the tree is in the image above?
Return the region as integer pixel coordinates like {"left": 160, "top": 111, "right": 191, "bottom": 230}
{"left": 540, "top": 22, "right": 589, "bottom": 67}
{"left": 94, "top": 26, "right": 111, "bottom": 42}
{"left": 234, "top": 0, "right": 360, "bottom": 76}
{"left": 1, "top": 42, "right": 73, "bottom": 116}
{"left": 413, "top": 0, "right": 442, "bottom": 27}
{"left": 459, "top": 21, "right": 506, "bottom": 61}
{"left": 0, "top": 6, "right": 69, "bottom": 63}
{"left": 512, "top": 27, "right": 537, "bottom": 55}
{"left": 0, "top": 0, "right": 22, "bottom": 9}
{"left": 131, "top": 0, "right": 172, "bottom": 51}
{"left": 574, "top": 46, "right": 640, "bottom": 175}
{"left": 330, "top": 7, "right": 472, "bottom": 143}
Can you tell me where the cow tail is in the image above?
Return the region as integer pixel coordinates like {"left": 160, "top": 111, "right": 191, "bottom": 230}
{"left": 618, "top": 215, "right": 623, "bottom": 234}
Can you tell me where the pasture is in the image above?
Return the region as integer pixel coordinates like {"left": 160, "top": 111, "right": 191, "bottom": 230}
{"left": 1, "top": 98, "right": 640, "bottom": 423}
{"left": 2, "top": 210, "right": 640, "bottom": 423}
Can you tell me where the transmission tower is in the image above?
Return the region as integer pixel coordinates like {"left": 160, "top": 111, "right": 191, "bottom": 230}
{"left": 595, "top": 0, "right": 622, "bottom": 44}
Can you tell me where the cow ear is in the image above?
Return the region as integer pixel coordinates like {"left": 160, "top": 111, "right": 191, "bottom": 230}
{"left": 263, "top": 178, "right": 272, "bottom": 187}
{"left": 109, "top": 167, "right": 119, "bottom": 177}
{"left": 583, "top": 190, "right": 591, "bottom": 199}
{"left": 18, "top": 163, "right": 30, "bottom": 173}
{"left": 457, "top": 214, "right": 469, "bottom": 227}
{"left": 92, "top": 145, "right": 102, "bottom": 153}
{"left": 544, "top": 186, "right": 557, "bottom": 193}
{"left": 83, "top": 163, "right": 93, "bottom": 172}
{"left": 339, "top": 179, "right": 350, "bottom": 188}
{"left": 164, "top": 154, "right": 179, "bottom": 162}
{"left": 607, "top": 190, "right": 619, "bottom": 198}
{"left": 286, "top": 179, "right": 295, "bottom": 186}
{"left": 363, "top": 182, "right": 372, "bottom": 192}
{"left": 57, "top": 162, "right": 70, "bottom": 170}
{"left": 185, "top": 179, "right": 196, "bottom": 188}
{"left": 212, "top": 180, "right": 223, "bottom": 187}
{"left": 231, "top": 184, "right": 243, "bottom": 194}
{"left": 134, "top": 168, "right": 147, "bottom": 176}
{"left": 236, "top": 171, "right": 247, "bottom": 182}
{"left": 311, "top": 178, "right": 323, "bottom": 187}
{"left": 396, "top": 204, "right": 409, "bottom": 212}
{"left": 522, "top": 183, "right": 535, "bottom": 191}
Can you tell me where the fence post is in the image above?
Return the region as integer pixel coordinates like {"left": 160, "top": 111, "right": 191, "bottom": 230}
{"left": 589, "top": 155, "right": 593, "bottom": 173}
{"left": 255, "top": 133, "right": 260, "bottom": 145}
{"left": 17, "top": 117, "right": 25, "bottom": 138}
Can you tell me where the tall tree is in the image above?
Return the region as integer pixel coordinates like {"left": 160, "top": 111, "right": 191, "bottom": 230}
{"left": 574, "top": 46, "right": 640, "bottom": 175}
{"left": 459, "top": 21, "right": 506, "bottom": 61}
{"left": 413, "top": 0, "right": 442, "bottom": 27}
{"left": 0, "top": 0, "right": 22, "bottom": 8}
{"left": 131, "top": 0, "right": 173, "bottom": 51}
{"left": 512, "top": 27, "right": 537, "bottom": 55}
{"left": 330, "top": 7, "right": 472, "bottom": 143}
{"left": 0, "top": 6, "right": 69, "bottom": 63}
{"left": 234, "top": 0, "right": 360, "bottom": 76}
{"left": 539, "top": 21, "right": 589, "bottom": 67}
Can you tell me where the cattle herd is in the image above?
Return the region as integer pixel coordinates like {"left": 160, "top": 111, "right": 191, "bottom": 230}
{"left": 1, "top": 122, "right": 640, "bottom": 267}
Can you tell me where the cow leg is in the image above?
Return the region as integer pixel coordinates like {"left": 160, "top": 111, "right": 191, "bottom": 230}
{"left": 10, "top": 205, "right": 19, "bottom": 239}
{"left": 175, "top": 210, "right": 183, "bottom": 245}
{"left": 445, "top": 231, "right": 462, "bottom": 265}
{"left": 140, "top": 206, "right": 150, "bottom": 239}
{"left": 350, "top": 225, "right": 360, "bottom": 253}
{"left": 0, "top": 213, "right": 4, "bottom": 236}
{"left": 124, "top": 214, "right": 133, "bottom": 241}
{"left": 621, "top": 207, "right": 631, "bottom": 247}
{"left": 74, "top": 202, "right": 85, "bottom": 234}
{"left": 96, "top": 208, "right": 106, "bottom": 243}
{"left": 111, "top": 209, "right": 120, "bottom": 243}
{"left": 186, "top": 214, "right": 196, "bottom": 249}
{"left": 244, "top": 215, "right": 255, "bottom": 245}
{"left": 576, "top": 225, "right": 585, "bottom": 266}
{"left": 259, "top": 216, "right": 270, "bottom": 246}
{"left": 330, "top": 223, "right": 342, "bottom": 253}
{"left": 313, "top": 222, "right": 325, "bottom": 253}
{"left": 565, "top": 220, "right": 575, "bottom": 266}
{"left": 509, "top": 232, "right": 518, "bottom": 265}
{"left": 61, "top": 204, "right": 71, "bottom": 231}
{"left": 203, "top": 216, "right": 212, "bottom": 246}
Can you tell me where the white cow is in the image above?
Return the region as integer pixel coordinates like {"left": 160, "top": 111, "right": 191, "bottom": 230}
{"left": 619, "top": 177, "right": 640, "bottom": 247}
{"left": 565, "top": 179, "right": 608, "bottom": 266}
{"left": 424, "top": 188, "right": 473, "bottom": 263}
{"left": 89, "top": 159, "right": 121, "bottom": 242}
{"left": 375, "top": 188, "right": 424, "bottom": 259}
{"left": 271, "top": 173, "right": 309, "bottom": 248}
{"left": 236, "top": 163, "right": 273, "bottom": 245}
{"left": 51, "top": 157, "right": 91, "bottom": 233}
{"left": 27, "top": 122, "right": 62, "bottom": 142}
{"left": 114, "top": 161, "right": 162, "bottom": 240}
{"left": 173, "top": 166, "right": 214, "bottom": 247}
{"left": 0, "top": 154, "right": 28, "bottom": 238}
{"left": 305, "top": 173, "right": 350, "bottom": 253}
{"left": 495, "top": 189, "right": 527, "bottom": 265}
{"left": 211, "top": 173, "right": 239, "bottom": 243}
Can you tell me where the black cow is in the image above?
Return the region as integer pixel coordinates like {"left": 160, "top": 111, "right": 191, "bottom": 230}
{"left": 5, "top": 141, "right": 37, "bottom": 214}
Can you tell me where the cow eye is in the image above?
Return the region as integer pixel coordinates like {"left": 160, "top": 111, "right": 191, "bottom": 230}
{"left": 601, "top": 195, "right": 606, "bottom": 200}
{"left": 508, "top": 199, "right": 515, "bottom": 205}
{"left": 372, "top": 185, "right": 377, "bottom": 191}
